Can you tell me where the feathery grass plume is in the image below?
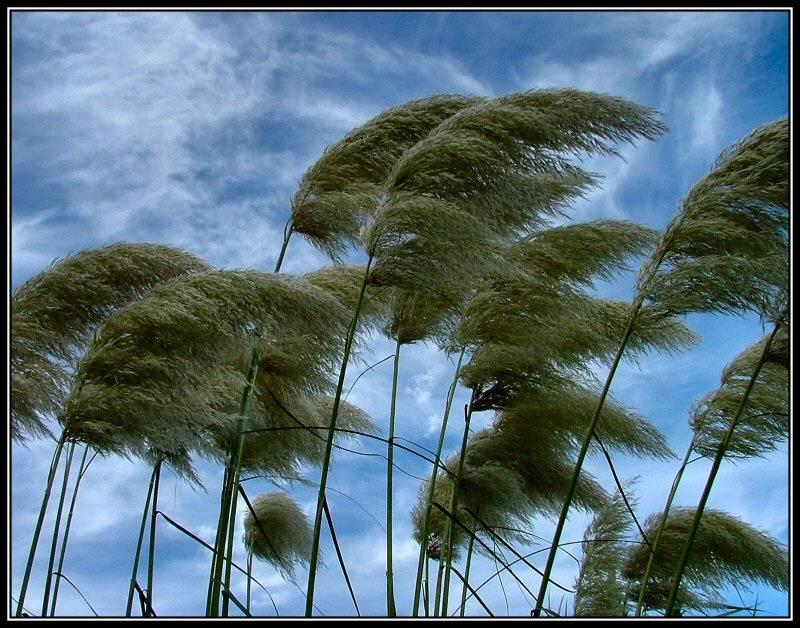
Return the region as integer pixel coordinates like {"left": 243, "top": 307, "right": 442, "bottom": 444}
{"left": 11, "top": 242, "right": 211, "bottom": 441}
{"left": 636, "top": 118, "right": 789, "bottom": 319}
{"left": 458, "top": 299, "right": 697, "bottom": 412}
{"left": 496, "top": 384, "right": 674, "bottom": 461}
{"left": 243, "top": 491, "right": 314, "bottom": 577}
{"left": 303, "top": 264, "right": 394, "bottom": 334}
{"left": 534, "top": 119, "right": 788, "bottom": 616}
{"left": 239, "top": 395, "right": 377, "bottom": 477}
{"left": 291, "top": 94, "right": 485, "bottom": 258}
{"left": 411, "top": 452, "right": 531, "bottom": 562}
{"left": 465, "top": 425, "right": 610, "bottom": 518}
{"left": 506, "top": 220, "right": 658, "bottom": 287}
{"left": 623, "top": 508, "right": 789, "bottom": 613}
{"left": 690, "top": 334, "right": 789, "bottom": 460}
{"left": 366, "top": 89, "right": 665, "bottom": 296}
{"left": 574, "top": 490, "right": 634, "bottom": 617}
{"left": 62, "top": 270, "right": 351, "bottom": 477}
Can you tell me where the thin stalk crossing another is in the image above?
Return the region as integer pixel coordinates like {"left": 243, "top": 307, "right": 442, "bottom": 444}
{"left": 40, "top": 441, "right": 76, "bottom": 616}
{"left": 49, "top": 446, "right": 92, "bottom": 616}
{"left": 15, "top": 430, "right": 67, "bottom": 617}
{"left": 411, "top": 347, "right": 466, "bottom": 616}
{"left": 663, "top": 315, "right": 786, "bottom": 617}
{"left": 305, "top": 254, "right": 374, "bottom": 616}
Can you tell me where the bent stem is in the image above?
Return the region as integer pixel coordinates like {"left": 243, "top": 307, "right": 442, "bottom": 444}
{"left": 125, "top": 464, "right": 158, "bottom": 616}
{"left": 634, "top": 439, "right": 695, "bottom": 616}
{"left": 15, "top": 430, "right": 67, "bottom": 617}
{"left": 273, "top": 219, "right": 294, "bottom": 273}
{"left": 440, "top": 390, "right": 477, "bottom": 616}
{"left": 40, "top": 441, "right": 76, "bottom": 616}
{"left": 145, "top": 459, "right": 163, "bottom": 617}
{"left": 386, "top": 339, "right": 402, "bottom": 616}
{"left": 412, "top": 347, "right": 466, "bottom": 616}
{"left": 663, "top": 316, "right": 785, "bottom": 617}
{"left": 49, "top": 446, "right": 91, "bottom": 616}
{"left": 305, "top": 254, "right": 374, "bottom": 616}
{"left": 533, "top": 302, "right": 642, "bottom": 616}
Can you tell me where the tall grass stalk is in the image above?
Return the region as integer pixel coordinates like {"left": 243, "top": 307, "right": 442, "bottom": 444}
{"left": 440, "top": 392, "right": 476, "bottom": 616}
{"left": 459, "top": 523, "right": 477, "bottom": 616}
{"left": 125, "top": 464, "right": 158, "bottom": 616}
{"left": 145, "top": 459, "right": 162, "bottom": 617}
{"left": 246, "top": 553, "right": 253, "bottom": 614}
{"left": 211, "top": 346, "right": 261, "bottom": 617}
{"left": 663, "top": 316, "right": 785, "bottom": 616}
{"left": 40, "top": 441, "right": 76, "bottom": 616}
{"left": 634, "top": 440, "right": 696, "bottom": 616}
{"left": 412, "top": 347, "right": 466, "bottom": 616}
{"left": 385, "top": 340, "right": 401, "bottom": 616}
{"left": 305, "top": 255, "right": 374, "bottom": 616}
{"left": 49, "top": 445, "right": 91, "bottom": 616}
{"left": 433, "top": 560, "right": 445, "bottom": 616}
{"left": 206, "top": 465, "right": 231, "bottom": 614}
{"left": 532, "top": 299, "right": 644, "bottom": 616}
{"left": 15, "top": 430, "right": 67, "bottom": 617}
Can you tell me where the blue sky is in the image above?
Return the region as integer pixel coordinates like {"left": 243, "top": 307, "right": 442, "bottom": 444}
{"left": 10, "top": 10, "right": 790, "bottom": 618}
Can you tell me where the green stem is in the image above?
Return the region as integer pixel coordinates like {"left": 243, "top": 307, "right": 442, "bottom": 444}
{"left": 145, "top": 459, "right": 162, "bottom": 617}
{"left": 440, "top": 391, "right": 476, "bottom": 616}
{"left": 305, "top": 254, "right": 374, "bottom": 616}
{"left": 221, "top": 428, "right": 248, "bottom": 617}
{"left": 15, "top": 430, "right": 67, "bottom": 617}
{"left": 424, "top": 556, "right": 430, "bottom": 617}
{"left": 459, "top": 524, "right": 477, "bottom": 617}
{"left": 246, "top": 553, "right": 253, "bottom": 615}
{"left": 40, "top": 441, "right": 76, "bottom": 616}
{"left": 663, "top": 316, "right": 784, "bottom": 617}
{"left": 634, "top": 440, "right": 695, "bottom": 616}
{"left": 125, "top": 464, "right": 158, "bottom": 616}
{"left": 433, "top": 560, "right": 444, "bottom": 617}
{"left": 205, "top": 465, "right": 231, "bottom": 615}
{"left": 49, "top": 446, "right": 91, "bottom": 616}
{"left": 533, "top": 301, "right": 643, "bottom": 617}
{"left": 273, "top": 219, "right": 294, "bottom": 273}
{"left": 212, "top": 346, "right": 261, "bottom": 617}
{"left": 386, "top": 339, "right": 401, "bottom": 616}
{"left": 412, "top": 347, "right": 466, "bottom": 616}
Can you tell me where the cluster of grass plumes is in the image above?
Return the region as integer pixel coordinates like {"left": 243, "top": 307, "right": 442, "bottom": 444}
{"left": 452, "top": 218, "right": 696, "bottom": 408}
{"left": 243, "top": 491, "right": 314, "bottom": 577}
{"left": 690, "top": 334, "right": 789, "bottom": 459}
{"left": 291, "top": 94, "right": 484, "bottom": 258}
{"left": 366, "top": 90, "right": 665, "bottom": 301}
{"left": 573, "top": 491, "right": 634, "bottom": 617}
{"left": 411, "top": 452, "right": 531, "bottom": 561}
{"left": 11, "top": 242, "right": 211, "bottom": 442}
{"left": 62, "top": 270, "right": 352, "bottom": 478}
{"left": 623, "top": 508, "right": 789, "bottom": 613}
{"left": 636, "top": 118, "right": 788, "bottom": 319}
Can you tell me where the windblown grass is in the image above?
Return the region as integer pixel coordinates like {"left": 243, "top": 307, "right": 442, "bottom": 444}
{"left": 243, "top": 492, "right": 314, "bottom": 577}
{"left": 11, "top": 242, "right": 211, "bottom": 441}
{"left": 623, "top": 508, "right": 789, "bottom": 613}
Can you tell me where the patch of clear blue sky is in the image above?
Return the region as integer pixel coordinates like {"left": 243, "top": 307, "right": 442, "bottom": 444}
{"left": 10, "top": 9, "right": 790, "bottom": 617}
